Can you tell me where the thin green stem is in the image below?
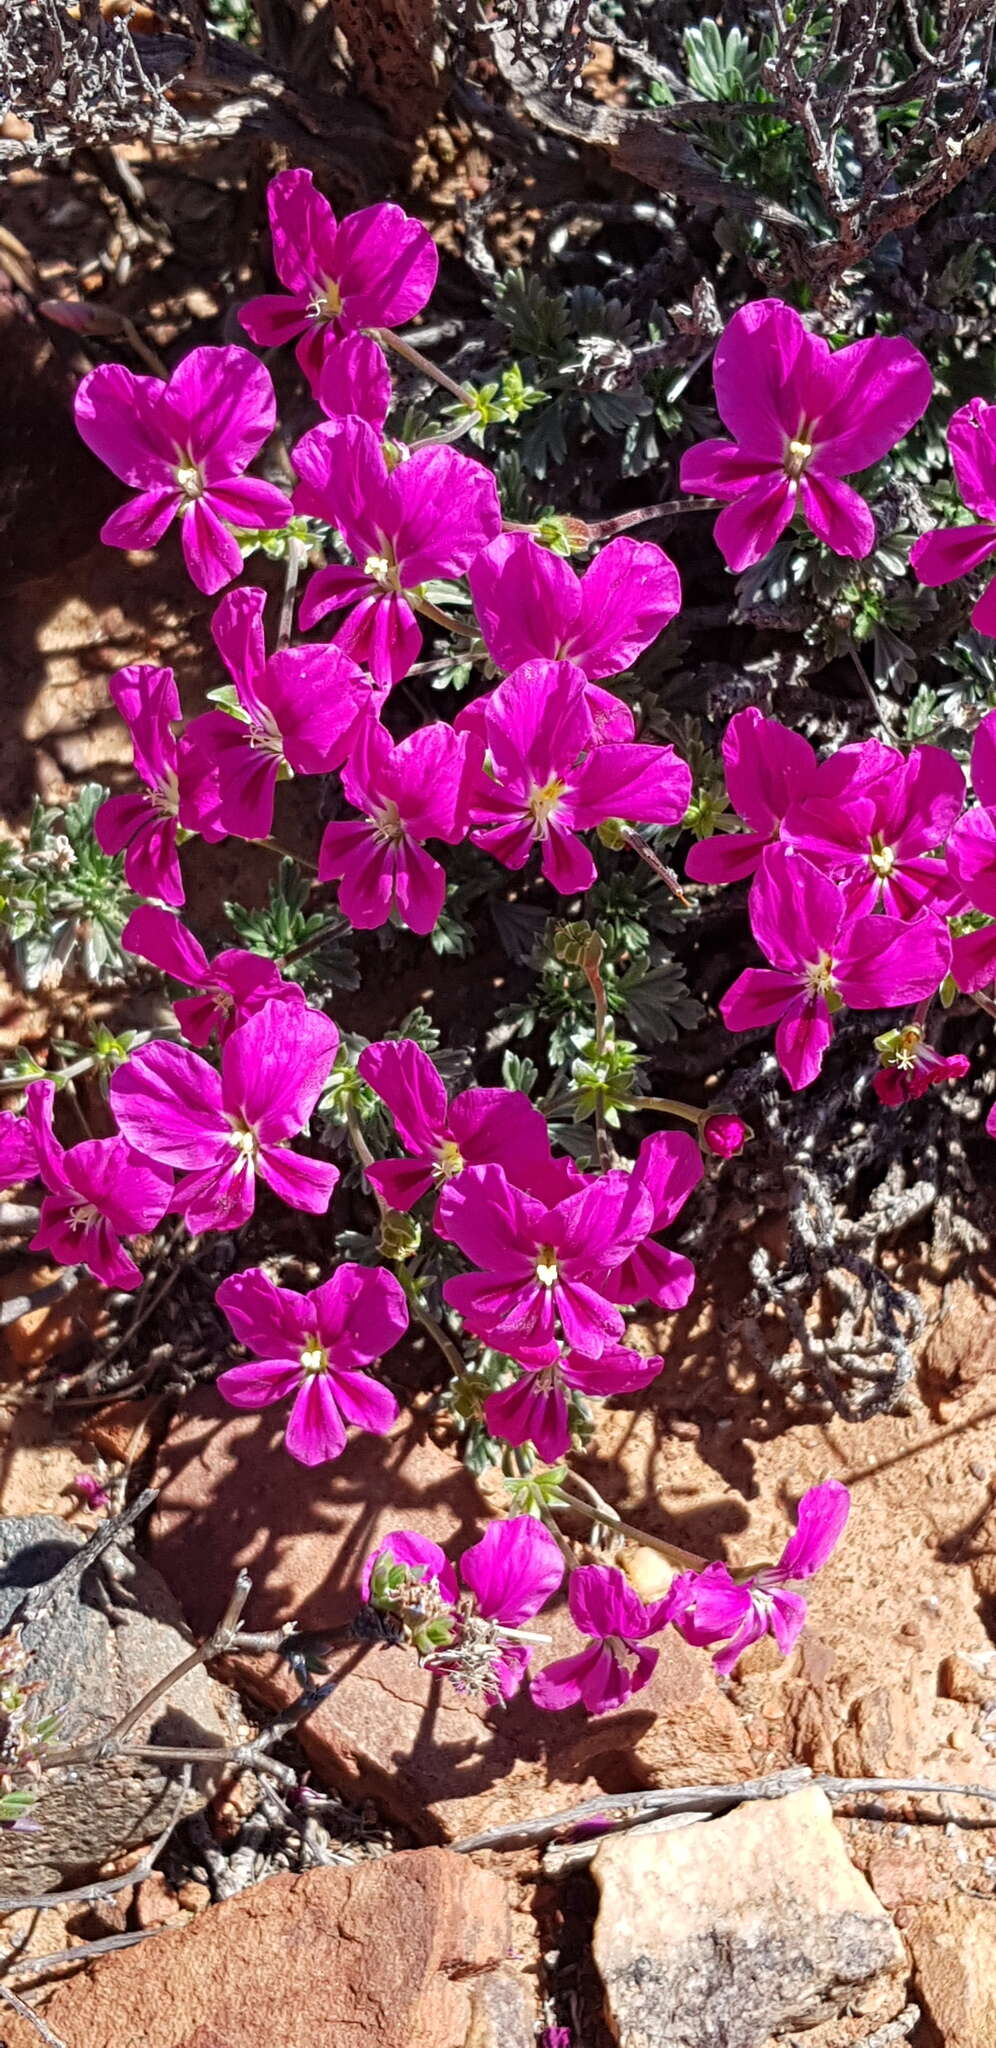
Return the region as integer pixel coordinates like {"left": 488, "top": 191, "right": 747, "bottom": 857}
{"left": 374, "top": 327, "right": 474, "bottom": 407}
{"left": 558, "top": 1475, "right": 701, "bottom": 1572}
{"left": 411, "top": 593, "right": 477, "bottom": 638}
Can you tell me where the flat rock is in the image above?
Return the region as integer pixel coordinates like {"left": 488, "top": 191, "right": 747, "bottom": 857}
{"left": 150, "top": 1394, "right": 751, "bottom": 1838}
{"left": 591, "top": 1785, "right": 904, "bottom": 2048}
{"left": 0, "top": 1847, "right": 532, "bottom": 2048}
{"left": 909, "top": 1894, "right": 996, "bottom": 2047}
{"left": 0, "top": 1514, "right": 234, "bottom": 1889}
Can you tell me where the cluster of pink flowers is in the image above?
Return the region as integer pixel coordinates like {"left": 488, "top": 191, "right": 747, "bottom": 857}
{"left": 38, "top": 171, "right": 996, "bottom": 1706}
{"left": 364, "top": 1481, "right": 849, "bottom": 1714}
{"left": 688, "top": 707, "right": 985, "bottom": 1095}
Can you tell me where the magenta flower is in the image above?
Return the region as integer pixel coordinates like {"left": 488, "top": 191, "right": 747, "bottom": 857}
{"left": 872, "top": 1030, "right": 969, "bottom": 1106}
{"left": 215, "top": 1262, "right": 407, "bottom": 1466}
{"left": 363, "top": 1516, "right": 564, "bottom": 1700}
{"left": 680, "top": 299, "right": 932, "bottom": 572}
{"left": 701, "top": 1112, "right": 750, "bottom": 1159}
{"left": 180, "top": 587, "right": 369, "bottom": 844}
{"left": 316, "top": 332, "right": 392, "bottom": 430}
{"left": 720, "top": 846, "right": 952, "bottom": 1090}
{"left": 318, "top": 717, "right": 473, "bottom": 934}
{"left": 72, "top": 1472, "right": 111, "bottom": 1512}
{"left": 485, "top": 1343, "right": 663, "bottom": 1462}
{"left": 911, "top": 400, "right": 996, "bottom": 633}
{"left": 947, "top": 713, "right": 996, "bottom": 991}
{"left": 437, "top": 1162, "right": 654, "bottom": 1363}
{"left": 122, "top": 906, "right": 301, "bottom": 1047}
{"left": 664, "top": 1480, "right": 850, "bottom": 1676}
{"left": 6, "top": 1082, "right": 172, "bottom": 1290}
{"left": 95, "top": 666, "right": 189, "bottom": 907}
{"left": 464, "top": 661, "right": 692, "bottom": 895}
{"left": 594, "top": 1132, "right": 702, "bottom": 1312}
{"left": 110, "top": 998, "right": 339, "bottom": 1232}
{"left": 531, "top": 1564, "right": 670, "bottom": 1714}
{"left": 468, "top": 532, "right": 680, "bottom": 679}
{"left": 74, "top": 346, "right": 292, "bottom": 595}
{"left": 293, "top": 417, "right": 502, "bottom": 687}
{"left": 356, "top": 1038, "right": 555, "bottom": 1210}
{"left": 239, "top": 169, "right": 437, "bottom": 392}
{"left": 685, "top": 707, "right": 818, "bottom": 886}
{"left": 783, "top": 738, "right": 964, "bottom": 919}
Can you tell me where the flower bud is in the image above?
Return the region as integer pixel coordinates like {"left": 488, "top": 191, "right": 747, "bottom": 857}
{"left": 701, "top": 1112, "right": 750, "bottom": 1159}
{"left": 377, "top": 1209, "right": 422, "bottom": 1262}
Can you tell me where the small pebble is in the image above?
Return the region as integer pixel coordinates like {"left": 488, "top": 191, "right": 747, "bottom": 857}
{"left": 970, "top": 1459, "right": 988, "bottom": 1481}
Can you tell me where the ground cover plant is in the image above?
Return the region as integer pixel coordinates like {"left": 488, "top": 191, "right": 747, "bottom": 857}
{"left": 3, "top": 5, "right": 996, "bottom": 1986}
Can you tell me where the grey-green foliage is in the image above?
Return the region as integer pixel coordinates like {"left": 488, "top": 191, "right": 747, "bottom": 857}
{"left": 225, "top": 857, "right": 359, "bottom": 990}
{"left": 494, "top": 270, "right": 655, "bottom": 478}
{"left": 0, "top": 784, "right": 136, "bottom": 992}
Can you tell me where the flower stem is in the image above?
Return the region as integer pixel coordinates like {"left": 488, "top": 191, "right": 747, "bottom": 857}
{"left": 257, "top": 837, "right": 318, "bottom": 876}
{"left": 620, "top": 827, "right": 691, "bottom": 906}
{"left": 632, "top": 1095, "right": 705, "bottom": 1125}
{"left": 411, "top": 594, "right": 478, "bottom": 639}
{"left": 276, "top": 534, "right": 306, "bottom": 650}
{"left": 558, "top": 1473, "right": 701, "bottom": 1572}
{"left": 374, "top": 327, "right": 475, "bottom": 407}
{"left": 580, "top": 498, "right": 720, "bottom": 538}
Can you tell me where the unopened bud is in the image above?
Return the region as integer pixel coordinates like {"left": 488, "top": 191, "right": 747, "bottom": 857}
{"left": 701, "top": 1112, "right": 751, "bottom": 1159}
{"left": 554, "top": 921, "right": 603, "bottom": 971}
{"left": 377, "top": 1209, "right": 422, "bottom": 1262}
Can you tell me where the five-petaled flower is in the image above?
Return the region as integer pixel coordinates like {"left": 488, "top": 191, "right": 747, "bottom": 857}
{"left": 437, "top": 1162, "right": 655, "bottom": 1362}
{"left": 364, "top": 1517, "right": 564, "bottom": 1700}
{"left": 215, "top": 1262, "right": 408, "bottom": 1465}
{"left": 181, "top": 587, "right": 370, "bottom": 844}
{"left": 239, "top": 169, "right": 437, "bottom": 392}
{"left": 664, "top": 1480, "right": 850, "bottom": 1676}
{"left": 0, "top": 1082, "right": 172, "bottom": 1290}
{"left": 293, "top": 416, "right": 502, "bottom": 687}
{"left": 531, "top": 1563, "right": 671, "bottom": 1714}
{"left": 317, "top": 717, "right": 474, "bottom": 934}
{"left": 680, "top": 299, "right": 932, "bottom": 572}
{"left": 461, "top": 660, "right": 691, "bottom": 895}
{"left": 75, "top": 346, "right": 292, "bottom": 595}
{"left": 911, "top": 399, "right": 996, "bottom": 634}
{"left": 122, "top": 906, "right": 302, "bottom": 1046}
{"left": 468, "top": 531, "right": 681, "bottom": 680}
{"left": 356, "top": 1037, "right": 555, "bottom": 1210}
{"left": 110, "top": 999, "right": 340, "bottom": 1232}
{"left": 720, "top": 846, "right": 951, "bottom": 1091}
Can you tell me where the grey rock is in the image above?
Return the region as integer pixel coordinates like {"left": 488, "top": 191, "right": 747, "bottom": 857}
{"left": 592, "top": 1786, "right": 905, "bottom": 2048}
{"left": 0, "top": 1514, "right": 236, "bottom": 1891}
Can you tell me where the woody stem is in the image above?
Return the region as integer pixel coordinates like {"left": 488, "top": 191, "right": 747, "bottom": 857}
{"left": 374, "top": 327, "right": 475, "bottom": 407}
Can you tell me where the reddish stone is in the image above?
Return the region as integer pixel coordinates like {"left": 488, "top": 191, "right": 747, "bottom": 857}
{"left": 0, "top": 1850, "right": 531, "bottom": 2048}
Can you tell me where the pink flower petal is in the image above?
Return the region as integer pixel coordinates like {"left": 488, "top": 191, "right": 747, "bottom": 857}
{"left": 460, "top": 1514, "right": 564, "bottom": 1625}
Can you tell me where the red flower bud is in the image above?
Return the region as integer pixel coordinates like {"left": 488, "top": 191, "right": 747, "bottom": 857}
{"left": 702, "top": 1112, "right": 750, "bottom": 1159}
